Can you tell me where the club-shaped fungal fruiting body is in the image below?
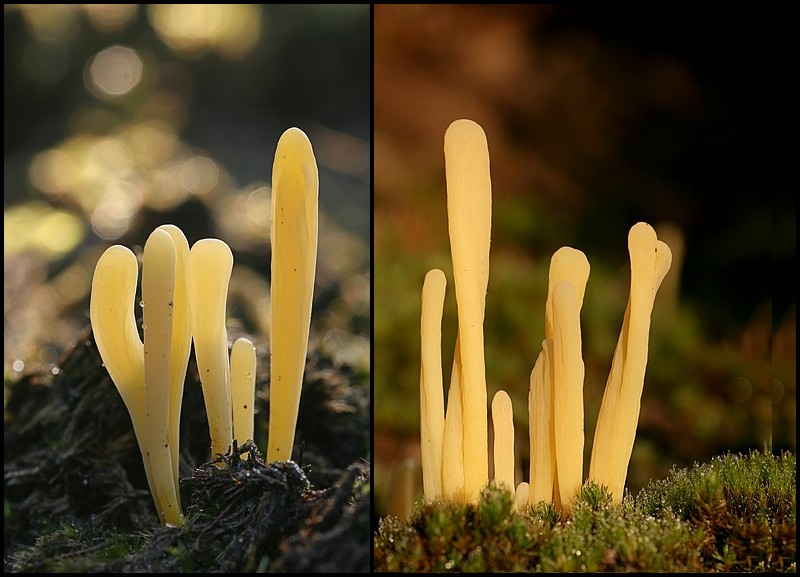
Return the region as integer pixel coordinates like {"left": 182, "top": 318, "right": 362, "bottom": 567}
{"left": 267, "top": 127, "right": 318, "bottom": 464}
{"left": 91, "top": 225, "right": 191, "bottom": 526}
{"left": 187, "top": 238, "right": 235, "bottom": 460}
{"left": 416, "top": 119, "right": 672, "bottom": 517}
{"left": 90, "top": 126, "right": 319, "bottom": 526}
{"left": 93, "top": 227, "right": 260, "bottom": 524}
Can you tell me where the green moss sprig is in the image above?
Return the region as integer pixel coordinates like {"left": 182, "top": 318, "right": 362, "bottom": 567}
{"left": 375, "top": 450, "right": 796, "bottom": 572}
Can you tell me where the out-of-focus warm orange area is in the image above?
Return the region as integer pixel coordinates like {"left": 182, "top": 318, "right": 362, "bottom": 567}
{"left": 4, "top": 5, "right": 371, "bottom": 384}
{"left": 373, "top": 5, "right": 794, "bottom": 519}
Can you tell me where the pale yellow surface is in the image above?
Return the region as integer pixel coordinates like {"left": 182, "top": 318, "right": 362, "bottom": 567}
{"left": 188, "top": 238, "right": 234, "bottom": 460}
{"left": 491, "top": 389, "right": 515, "bottom": 495}
{"left": 268, "top": 127, "right": 318, "bottom": 463}
{"left": 441, "top": 339, "right": 465, "bottom": 502}
{"left": 90, "top": 245, "right": 154, "bottom": 507}
{"left": 528, "top": 339, "right": 555, "bottom": 505}
{"left": 156, "top": 224, "right": 191, "bottom": 509}
{"left": 589, "top": 223, "right": 672, "bottom": 502}
{"left": 90, "top": 245, "right": 145, "bottom": 428}
{"left": 545, "top": 247, "right": 590, "bottom": 341}
{"left": 142, "top": 228, "right": 182, "bottom": 526}
{"left": 443, "top": 118, "right": 491, "bottom": 503}
{"left": 514, "top": 481, "right": 529, "bottom": 511}
{"left": 552, "top": 280, "right": 585, "bottom": 515}
{"left": 231, "top": 337, "right": 257, "bottom": 446}
{"left": 420, "top": 269, "right": 447, "bottom": 500}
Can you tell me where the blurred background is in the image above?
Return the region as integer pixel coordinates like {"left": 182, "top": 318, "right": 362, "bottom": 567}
{"left": 374, "top": 5, "right": 795, "bottom": 519}
{"left": 4, "top": 5, "right": 371, "bottom": 389}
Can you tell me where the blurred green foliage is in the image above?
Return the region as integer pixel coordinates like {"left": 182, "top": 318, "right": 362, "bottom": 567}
{"left": 375, "top": 450, "right": 796, "bottom": 572}
{"left": 373, "top": 5, "right": 795, "bottom": 526}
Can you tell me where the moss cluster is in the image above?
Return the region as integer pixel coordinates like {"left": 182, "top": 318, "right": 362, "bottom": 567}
{"left": 374, "top": 449, "right": 796, "bottom": 572}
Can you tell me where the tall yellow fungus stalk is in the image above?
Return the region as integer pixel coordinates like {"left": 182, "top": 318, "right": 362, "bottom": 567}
{"left": 268, "top": 127, "right": 318, "bottom": 463}
{"left": 443, "top": 119, "right": 492, "bottom": 504}
{"left": 415, "top": 118, "right": 672, "bottom": 518}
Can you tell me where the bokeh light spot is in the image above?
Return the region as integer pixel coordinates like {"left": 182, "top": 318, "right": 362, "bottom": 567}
{"left": 180, "top": 155, "right": 219, "bottom": 195}
{"left": 28, "top": 149, "right": 78, "bottom": 195}
{"left": 17, "top": 4, "right": 80, "bottom": 44}
{"left": 4, "top": 202, "right": 85, "bottom": 258}
{"left": 86, "top": 45, "right": 143, "bottom": 98}
{"left": 148, "top": 4, "right": 261, "bottom": 60}
{"left": 86, "top": 137, "right": 133, "bottom": 181}
{"left": 91, "top": 200, "right": 133, "bottom": 240}
{"left": 82, "top": 4, "right": 138, "bottom": 33}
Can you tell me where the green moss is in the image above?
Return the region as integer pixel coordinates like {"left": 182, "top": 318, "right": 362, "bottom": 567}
{"left": 374, "top": 449, "right": 796, "bottom": 572}
{"left": 636, "top": 449, "right": 796, "bottom": 572}
{"left": 8, "top": 523, "right": 152, "bottom": 572}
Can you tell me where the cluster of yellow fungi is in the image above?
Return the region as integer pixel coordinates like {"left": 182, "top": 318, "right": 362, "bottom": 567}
{"left": 90, "top": 127, "right": 318, "bottom": 526}
{"left": 418, "top": 119, "right": 672, "bottom": 517}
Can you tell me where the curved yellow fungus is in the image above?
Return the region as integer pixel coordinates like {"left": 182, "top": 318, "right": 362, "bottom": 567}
{"left": 589, "top": 223, "right": 672, "bottom": 502}
{"left": 187, "top": 238, "right": 235, "bottom": 460}
{"left": 91, "top": 225, "right": 191, "bottom": 526}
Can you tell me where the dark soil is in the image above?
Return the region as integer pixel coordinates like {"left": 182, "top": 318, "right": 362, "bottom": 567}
{"left": 4, "top": 323, "right": 371, "bottom": 572}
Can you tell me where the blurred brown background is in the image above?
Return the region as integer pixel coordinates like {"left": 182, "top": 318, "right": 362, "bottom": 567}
{"left": 4, "top": 5, "right": 371, "bottom": 386}
{"left": 374, "top": 5, "right": 794, "bottom": 520}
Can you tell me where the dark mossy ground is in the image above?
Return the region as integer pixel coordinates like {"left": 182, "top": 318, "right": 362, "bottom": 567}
{"left": 4, "top": 323, "right": 371, "bottom": 572}
{"left": 374, "top": 450, "right": 796, "bottom": 573}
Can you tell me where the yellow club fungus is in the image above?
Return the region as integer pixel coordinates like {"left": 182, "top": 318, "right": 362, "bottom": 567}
{"left": 420, "top": 268, "right": 447, "bottom": 500}
{"left": 491, "top": 389, "right": 515, "bottom": 495}
{"left": 514, "top": 481, "right": 529, "bottom": 511}
{"left": 141, "top": 228, "right": 183, "bottom": 526}
{"left": 268, "top": 127, "right": 318, "bottom": 463}
{"left": 441, "top": 341, "right": 465, "bottom": 502}
{"left": 443, "top": 118, "right": 492, "bottom": 503}
{"left": 528, "top": 339, "right": 555, "bottom": 505}
{"left": 187, "top": 238, "right": 235, "bottom": 460}
{"left": 91, "top": 224, "right": 191, "bottom": 526}
{"left": 544, "top": 248, "right": 590, "bottom": 515}
{"left": 90, "top": 245, "right": 150, "bottom": 498}
{"left": 550, "top": 280, "right": 585, "bottom": 516}
{"left": 231, "top": 336, "right": 257, "bottom": 448}
{"left": 88, "top": 126, "right": 325, "bottom": 526}
{"left": 589, "top": 223, "right": 672, "bottom": 502}
{"left": 412, "top": 118, "right": 671, "bottom": 519}
{"left": 157, "top": 225, "right": 192, "bottom": 508}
